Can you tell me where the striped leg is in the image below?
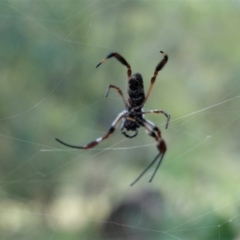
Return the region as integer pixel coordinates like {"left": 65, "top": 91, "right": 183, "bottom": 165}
{"left": 143, "top": 51, "right": 168, "bottom": 105}
{"left": 55, "top": 111, "right": 127, "bottom": 149}
{"left": 105, "top": 84, "right": 129, "bottom": 108}
{"left": 130, "top": 119, "right": 166, "bottom": 186}
{"left": 96, "top": 52, "right": 132, "bottom": 78}
{"left": 141, "top": 109, "right": 170, "bottom": 129}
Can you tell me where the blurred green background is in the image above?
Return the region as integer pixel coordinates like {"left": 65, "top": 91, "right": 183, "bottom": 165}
{"left": 0, "top": 1, "right": 240, "bottom": 239}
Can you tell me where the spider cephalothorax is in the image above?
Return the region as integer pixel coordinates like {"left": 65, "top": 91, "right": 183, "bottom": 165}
{"left": 56, "top": 51, "right": 170, "bottom": 186}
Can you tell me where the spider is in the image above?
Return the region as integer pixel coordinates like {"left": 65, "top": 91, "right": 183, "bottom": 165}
{"left": 56, "top": 51, "right": 170, "bottom": 186}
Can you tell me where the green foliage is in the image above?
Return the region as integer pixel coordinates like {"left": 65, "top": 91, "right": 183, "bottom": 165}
{"left": 0, "top": 1, "right": 240, "bottom": 239}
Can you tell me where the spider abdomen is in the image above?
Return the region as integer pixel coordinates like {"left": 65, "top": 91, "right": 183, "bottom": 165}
{"left": 128, "top": 73, "right": 145, "bottom": 107}
{"left": 128, "top": 91, "right": 145, "bottom": 107}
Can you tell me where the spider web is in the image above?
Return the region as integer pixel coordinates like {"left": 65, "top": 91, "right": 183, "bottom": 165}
{"left": 0, "top": 0, "right": 240, "bottom": 239}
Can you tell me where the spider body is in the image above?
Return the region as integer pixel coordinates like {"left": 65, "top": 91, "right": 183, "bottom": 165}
{"left": 121, "top": 109, "right": 142, "bottom": 138}
{"left": 56, "top": 51, "right": 170, "bottom": 186}
{"left": 127, "top": 73, "right": 145, "bottom": 108}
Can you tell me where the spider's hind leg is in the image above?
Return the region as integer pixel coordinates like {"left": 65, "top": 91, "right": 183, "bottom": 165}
{"left": 96, "top": 52, "right": 132, "bottom": 78}
{"left": 105, "top": 84, "right": 129, "bottom": 108}
{"left": 143, "top": 51, "right": 168, "bottom": 106}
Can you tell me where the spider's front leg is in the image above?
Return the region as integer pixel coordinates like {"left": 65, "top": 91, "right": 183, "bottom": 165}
{"left": 130, "top": 119, "right": 167, "bottom": 186}
{"left": 56, "top": 111, "right": 127, "bottom": 149}
{"left": 136, "top": 109, "right": 170, "bottom": 129}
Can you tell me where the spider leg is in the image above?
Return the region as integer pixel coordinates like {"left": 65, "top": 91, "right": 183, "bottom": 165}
{"left": 130, "top": 152, "right": 161, "bottom": 186}
{"left": 140, "top": 109, "right": 170, "bottom": 129}
{"left": 106, "top": 84, "right": 129, "bottom": 108}
{"left": 143, "top": 51, "right": 168, "bottom": 105}
{"left": 130, "top": 119, "right": 166, "bottom": 186}
{"left": 96, "top": 52, "right": 132, "bottom": 78}
{"left": 55, "top": 111, "right": 127, "bottom": 149}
